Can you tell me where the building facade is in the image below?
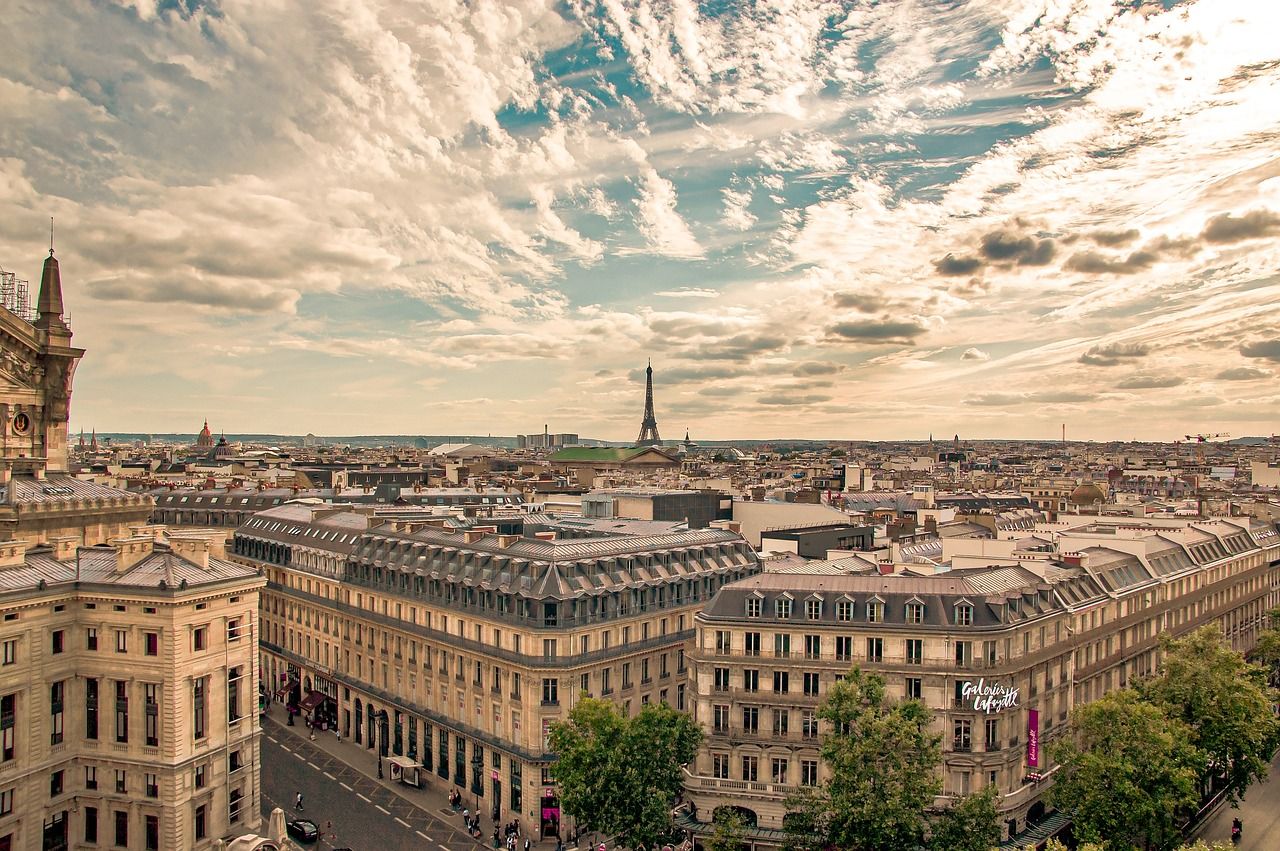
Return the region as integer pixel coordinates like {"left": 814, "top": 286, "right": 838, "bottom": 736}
{"left": 236, "top": 505, "right": 760, "bottom": 840}
{"left": 683, "top": 516, "right": 1280, "bottom": 847}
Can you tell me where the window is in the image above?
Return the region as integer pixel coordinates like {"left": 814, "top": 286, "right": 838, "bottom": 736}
{"left": 114, "top": 809, "right": 129, "bottom": 846}
{"left": 50, "top": 681, "right": 64, "bottom": 745}
{"left": 905, "top": 602, "right": 925, "bottom": 624}
{"left": 228, "top": 666, "right": 241, "bottom": 723}
{"left": 229, "top": 750, "right": 243, "bottom": 773}
{"left": 622, "top": 663, "right": 631, "bottom": 689}
{"left": 115, "top": 770, "right": 126, "bottom": 794}
{"left": 193, "top": 627, "right": 207, "bottom": 651}
{"left": 2, "top": 693, "right": 16, "bottom": 761}
{"left": 803, "top": 672, "right": 820, "bottom": 697}
{"left": 86, "top": 628, "right": 97, "bottom": 651}
{"left": 227, "top": 619, "right": 242, "bottom": 642}
{"left": 801, "top": 759, "right": 819, "bottom": 786}
{"left": 193, "top": 677, "right": 207, "bottom": 740}
{"left": 1, "top": 641, "right": 14, "bottom": 665}
{"left": 746, "top": 596, "right": 762, "bottom": 618}
{"left": 772, "top": 708, "right": 788, "bottom": 736}
{"left": 114, "top": 681, "right": 128, "bottom": 743}
{"left": 145, "top": 815, "right": 159, "bottom": 851}
{"left": 906, "top": 638, "right": 923, "bottom": 665}
{"left": 743, "top": 669, "right": 759, "bottom": 693}
{"left": 115, "top": 630, "right": 127, "bottom": 653}
{"left": 955, "top": 604, "right": 974, "bottom": 626}
{"left": 953, "top": 718, "right": 972, "bottom": 752}
{"left": 835, "top": 636, "right": 853, "bottom": 662}
{"left": 835, "top": 600, "right": 852, "bottom": 622}
{"left": 85, "top": 679, "right": 98, "bottom": 740}
{"left": 85, "top": 767, "right": 98, "bottom": 790}
{"left": 713, "top": 705, "right": 730, "bottom": 733}
{"left": 772, "top": 671, "right": 789, "bottom": 694}
{"left": 955, "top": 641, "right": 972, "bottom": 668}
{"left": 742, "top": 706, "right": 758, "bottom": 733}
{"left": 195, "top": 764, "right": 207, "bottom": 789}
{"left": 866, "top": 637, "right": 883, "bottom": 663}
{"left": 712, "top": 753, "right": 729, "bottom": 779}
{"left": 145, "top": 773, "right": 158, "bottom": 798}
{"left": 714, "top": 630, "right": 730, "bottom": 655}
{"left": 774, "top": 633, "right": 791, "bottom": 658}
{"left": 229, "top": 788, "right": 243, "bottom": 824}
{"left": 541, "top": 678, "right": 558, "bottom": 706}
{"left": 542, "top": 639, "right": 557, "bottom": 660}
{"left": 744, "top": 632, "right": 760, "bottom": 657}
{"left": 195, "top": 805, "right": 207, "bottom": 841}
{"left": 144, "top": 632, "right": 158, "bottom": 656}
{"left": 905, "top": 677, "right": 922, "bottom": 700}
{"left": 49, "top": 770, "right": 63, "bottom": 797}
{"left": 713, "top": 668, "right": 729, "bottom": 692}
{"left": 802, "top": 710, "right": 818, "bottom": 740}
{"left": 866, "top": 600, "right": 884, "bottom": 623}
{"left": 775, "top": 597, "right": 792, "bottom": 619}
{"left": 145, "top": 684, "right": 159, "bottom": 746}
{"left": 0, "top": 788, "right": 9, "bottom": 816}
{"left": 985, "top": 718, "right": 999, "bottom": 750}
{"left": 741, "top": 755, "right": 758, "bottom": 782}
{"left": 52, "top": 631, "right": 64, "bottom": 655}
{"left": 804, "top": 634, "right": 821, "bottom": 659}
{"left": 805, "top": 599, "right": 822, "bottom": 620}
{"left": 84, "top": 806, "right": 98, "bottom": 843}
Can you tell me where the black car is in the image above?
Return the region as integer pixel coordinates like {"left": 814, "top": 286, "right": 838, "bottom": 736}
{"left": 286, "top": 819, "right": 319, "bottom": 843}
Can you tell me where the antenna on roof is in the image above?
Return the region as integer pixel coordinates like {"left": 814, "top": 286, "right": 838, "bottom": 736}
{"left": 49, "top": 216, "right": 54, "bottom": 255}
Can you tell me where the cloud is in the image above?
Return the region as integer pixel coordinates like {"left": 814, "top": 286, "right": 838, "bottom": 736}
{"left": 1116, "top": 375, "right": 1184, "bottom": 389}
{"left": 1215, "top": 366, "right": 1270, "bottom": 381}
{"left": 1240, "top": 340, "right": 1280, "bottom": 362}
{"left": 832, "top": 291, "right": 889, "bottom": 312}
{"left": 960, "top": 347, "right": 990, "bottom": 361}
{"left": 827, "top": 319, "right": 926, "bottom": 345}
{"left": 964, "top": 390, "right": 1095, "bottom": 406}
{"left": 1090, "top": 228, "right": 1139, "bottom": 246}
{"left": 654, "top": 288, "right": 718, "bottom": 299}
{"left": 757, "top": 394, "right": 832, "bottom": 406}
{"left": 1201, "top": 209, "right": 1280, "bottom": 244}
{"left": 1064, "top": 249, "right": 1158, "bottom": 275}
{"left": 634, "top": 169, "right": 703, "bottom": 258}
{"left": 1079, "top": 342, "right": 1152, "bottom": 366}
{"left": 721, "top": 188, "right": 756, "bottom": 231}
{"left": 793, "top": 361, "right": 845, "bottom": 376}
{"left": 933, "top": 254, "right": 983, "bottom": 276}
{"left": 978, "top": 228, "right": 1055, "bottom": 266}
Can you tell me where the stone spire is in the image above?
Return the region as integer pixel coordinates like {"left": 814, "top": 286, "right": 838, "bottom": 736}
{"left": 35, "top": 247, "right": 68, "bottom": 332}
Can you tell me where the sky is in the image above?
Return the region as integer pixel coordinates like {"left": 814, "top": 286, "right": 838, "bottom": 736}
{"left": 2, "top": 0, "right": 1279, "bottom": 442}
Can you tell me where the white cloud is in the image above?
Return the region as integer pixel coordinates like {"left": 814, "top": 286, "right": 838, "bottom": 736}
{"left": 720, "top": 188, "right": 756, "bottom": 231}
{"left": 633, "top": 168, "right": 703, "bottom": 258}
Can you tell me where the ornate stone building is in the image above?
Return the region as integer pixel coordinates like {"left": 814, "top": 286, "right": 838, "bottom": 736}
{"left": 0, "top": 250, "right": 266, "bottom": 850}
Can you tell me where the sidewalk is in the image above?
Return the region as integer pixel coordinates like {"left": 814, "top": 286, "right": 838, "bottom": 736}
{"left": 265, "top": 711, "right": 581, "bottom": 850}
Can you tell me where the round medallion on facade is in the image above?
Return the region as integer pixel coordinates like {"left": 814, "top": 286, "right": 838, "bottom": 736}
{"left": 11, "top": 412, "right": 30, "bottom": 435}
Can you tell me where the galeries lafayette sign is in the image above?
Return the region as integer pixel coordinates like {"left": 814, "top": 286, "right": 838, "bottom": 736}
{"left": 961, "top": 679, "right": 1020, "bottom": 714}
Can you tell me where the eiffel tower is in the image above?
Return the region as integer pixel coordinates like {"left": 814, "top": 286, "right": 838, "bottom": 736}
{"left": 636, "top": 359, "right": 662, "bottom": 446}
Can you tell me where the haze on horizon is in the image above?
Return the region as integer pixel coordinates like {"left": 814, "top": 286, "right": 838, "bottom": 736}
{"left": 2, "top": 0, "right": 1278, "bottom": 443}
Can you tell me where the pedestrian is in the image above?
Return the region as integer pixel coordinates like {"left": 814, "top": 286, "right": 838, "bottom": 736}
{"left": 294, "top": 792, "right": 304, "bottom": 811}
{"left": 463, "top": 807, "right": 469, "bottom": 825}
{"left": 556, "top": 838, "right": 564, "bottom": 851}
{"left": 524, "top": 838, "right": 531, "bottom": 851}
{"left": 334, "top": 727, "right": 341, "bottom": 743}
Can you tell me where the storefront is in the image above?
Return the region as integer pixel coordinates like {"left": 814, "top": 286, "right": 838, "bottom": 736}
{"left": 540, "top": 787, "right": 560, "bottom": 839}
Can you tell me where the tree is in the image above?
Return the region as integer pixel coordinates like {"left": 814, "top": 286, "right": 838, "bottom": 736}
{"left": 549, "top": 698, "right": 702, "bottom": 850}
{"left": 1248, "top": 608, "right": 1280, "bottom": 687}
{"left": 1050, "top": 690, "right": 1202, "bottom": 851}
{"left": 784, "top": 667, "right": 942, "bottom": 851}
{"left": 1137, "top": 626, "right": 1280, "bottom": 803}
{"left": 703, "top": 808, "right": 748, "bottom": 851}
{"left": 928, "top": 785, "right": 1000, "bottom": 851}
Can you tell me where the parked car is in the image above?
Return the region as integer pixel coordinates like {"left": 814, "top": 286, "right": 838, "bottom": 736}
{"left": 286, "top": 819, "right": 319, "bottom": 843}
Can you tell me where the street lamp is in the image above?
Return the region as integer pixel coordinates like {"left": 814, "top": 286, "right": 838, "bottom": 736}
{"left": 376, "top": 710, "right": 389, "bottom": 779}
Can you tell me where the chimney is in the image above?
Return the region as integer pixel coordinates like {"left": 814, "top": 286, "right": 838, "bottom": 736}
{"left": 877, "top": 561, "right": 894, "bottom": 575}
{"left": 0, "top": 540, "right": 30, "bottom": 570}
{"left": 48, "top": 535, "right": 80, "bottom": 563}
{"left": 463, "top": 530, "right": 487, "bottom": 544}
{"left": 534, "top": 531, "right": 557, "bottom": 541}
{"left": 168, "top": 535, "right": 211, "bottom": 570}
{"left": 497, "top": 534, "right": 521, "bottom": 548}
{"left": 113, "top": 536, "right": 155, "bottom": 575}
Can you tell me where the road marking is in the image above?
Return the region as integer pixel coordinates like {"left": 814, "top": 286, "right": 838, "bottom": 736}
{"left": 293, "top": 752, "right": 305, "bottom": 762}
{"left": 357, "top": 793, "right": 371, "bottom": 803}
{"left": 307, "top": 761, "right": 320, "bottom": 770}
{"left": 416, "top": 830, "right": 431, "bottom": 841}
{"left": 280, "top": 744, "right": 292, "bottom": 752}
{"left": 439, "top": 845, "right": 451, "bottom": 851}
{"left": 339, "top": 782, "right": 352, "bottom": 791}
{"left": 394, "top": 817, "right": 411, "bottom": 829}
{"left": 323, "top": 771, "right": 336, "bottom": 780}
{"left": 376, "top": 805, "right": 390, "bottom": 815}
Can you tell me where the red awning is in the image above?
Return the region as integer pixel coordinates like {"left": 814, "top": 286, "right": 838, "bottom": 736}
{"left": 299, "top": 690, "right": 328, "bottom": 713}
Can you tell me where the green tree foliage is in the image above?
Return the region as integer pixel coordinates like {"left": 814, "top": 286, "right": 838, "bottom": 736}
{"left": 1248, "top": 608, "right": 1280, "bottom": 686}
{"left": 549, "top": 698, "right": 702, "bottom": 850}
{"left": 703, "top": 808, "right": 748, "bottom": 851}
{"left": 783, "top": 668, "right": 942, "bottom": 851}
{"left": 1137, "top": 626, "right": 1280, "bottom": 803}
{"left": 928, "top": 785, "right": 1000, "bottom": 851}
{"left": 1050, "top": 690, "right": 1202, "bottom": 851}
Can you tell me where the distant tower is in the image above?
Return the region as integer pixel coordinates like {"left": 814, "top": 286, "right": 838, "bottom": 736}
{"left": 196, "top": 419, "right": 213, "bottom": 449}
{"left": 90, "top": 428, "right": 97, "bottom": 453}
{"left": 636, "top": 360, "right": 662, "bottom": 446}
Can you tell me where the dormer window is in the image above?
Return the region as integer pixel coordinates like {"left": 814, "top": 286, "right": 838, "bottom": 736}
{"left": 905, "top": 601, "right": 925, "bottom": 625}
{"left": 866, "top": 600, "right": 884, "bottom": 624}
{"left": 955, "top": 603, "right": 974, "bottom": 626}
{"left": 835, "top": 600, "right": 853, "bottom": 622}
{"left": 746, "top": 596, "right": 762, "bottom": 618}
{"left": 776, "top": 597, "right": 793, "bottom": 619}
{"left": 805, "top": 599, "right": 822, "bottom": 620}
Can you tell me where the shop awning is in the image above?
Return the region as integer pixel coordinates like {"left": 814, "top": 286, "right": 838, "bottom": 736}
{"left": 299, "top": 690, "right": 329, "bottom": 713}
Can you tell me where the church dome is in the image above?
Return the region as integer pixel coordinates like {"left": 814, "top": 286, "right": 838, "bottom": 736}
{"left": 1069, "top": 482, "right": 1106, "bottom": 506}
{"left": 196, "top": 420, "right": 213, "bottom": 448}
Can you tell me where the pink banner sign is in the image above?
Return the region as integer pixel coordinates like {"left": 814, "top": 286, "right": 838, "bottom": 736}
{"left": 1027, "top": 709, "right": 1040, "bottom": 768}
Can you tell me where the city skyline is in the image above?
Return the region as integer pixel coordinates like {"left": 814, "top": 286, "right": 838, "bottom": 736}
{"left": 2, "top": 1, "right": 1279, "bottom": 441}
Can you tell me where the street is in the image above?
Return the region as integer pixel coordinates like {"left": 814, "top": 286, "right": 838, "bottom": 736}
{"left": 260, "top": 726, "right": 489, "bottom": 851}
{"left": 1194, "top": 751, "right": 1280, "bottom": 850}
